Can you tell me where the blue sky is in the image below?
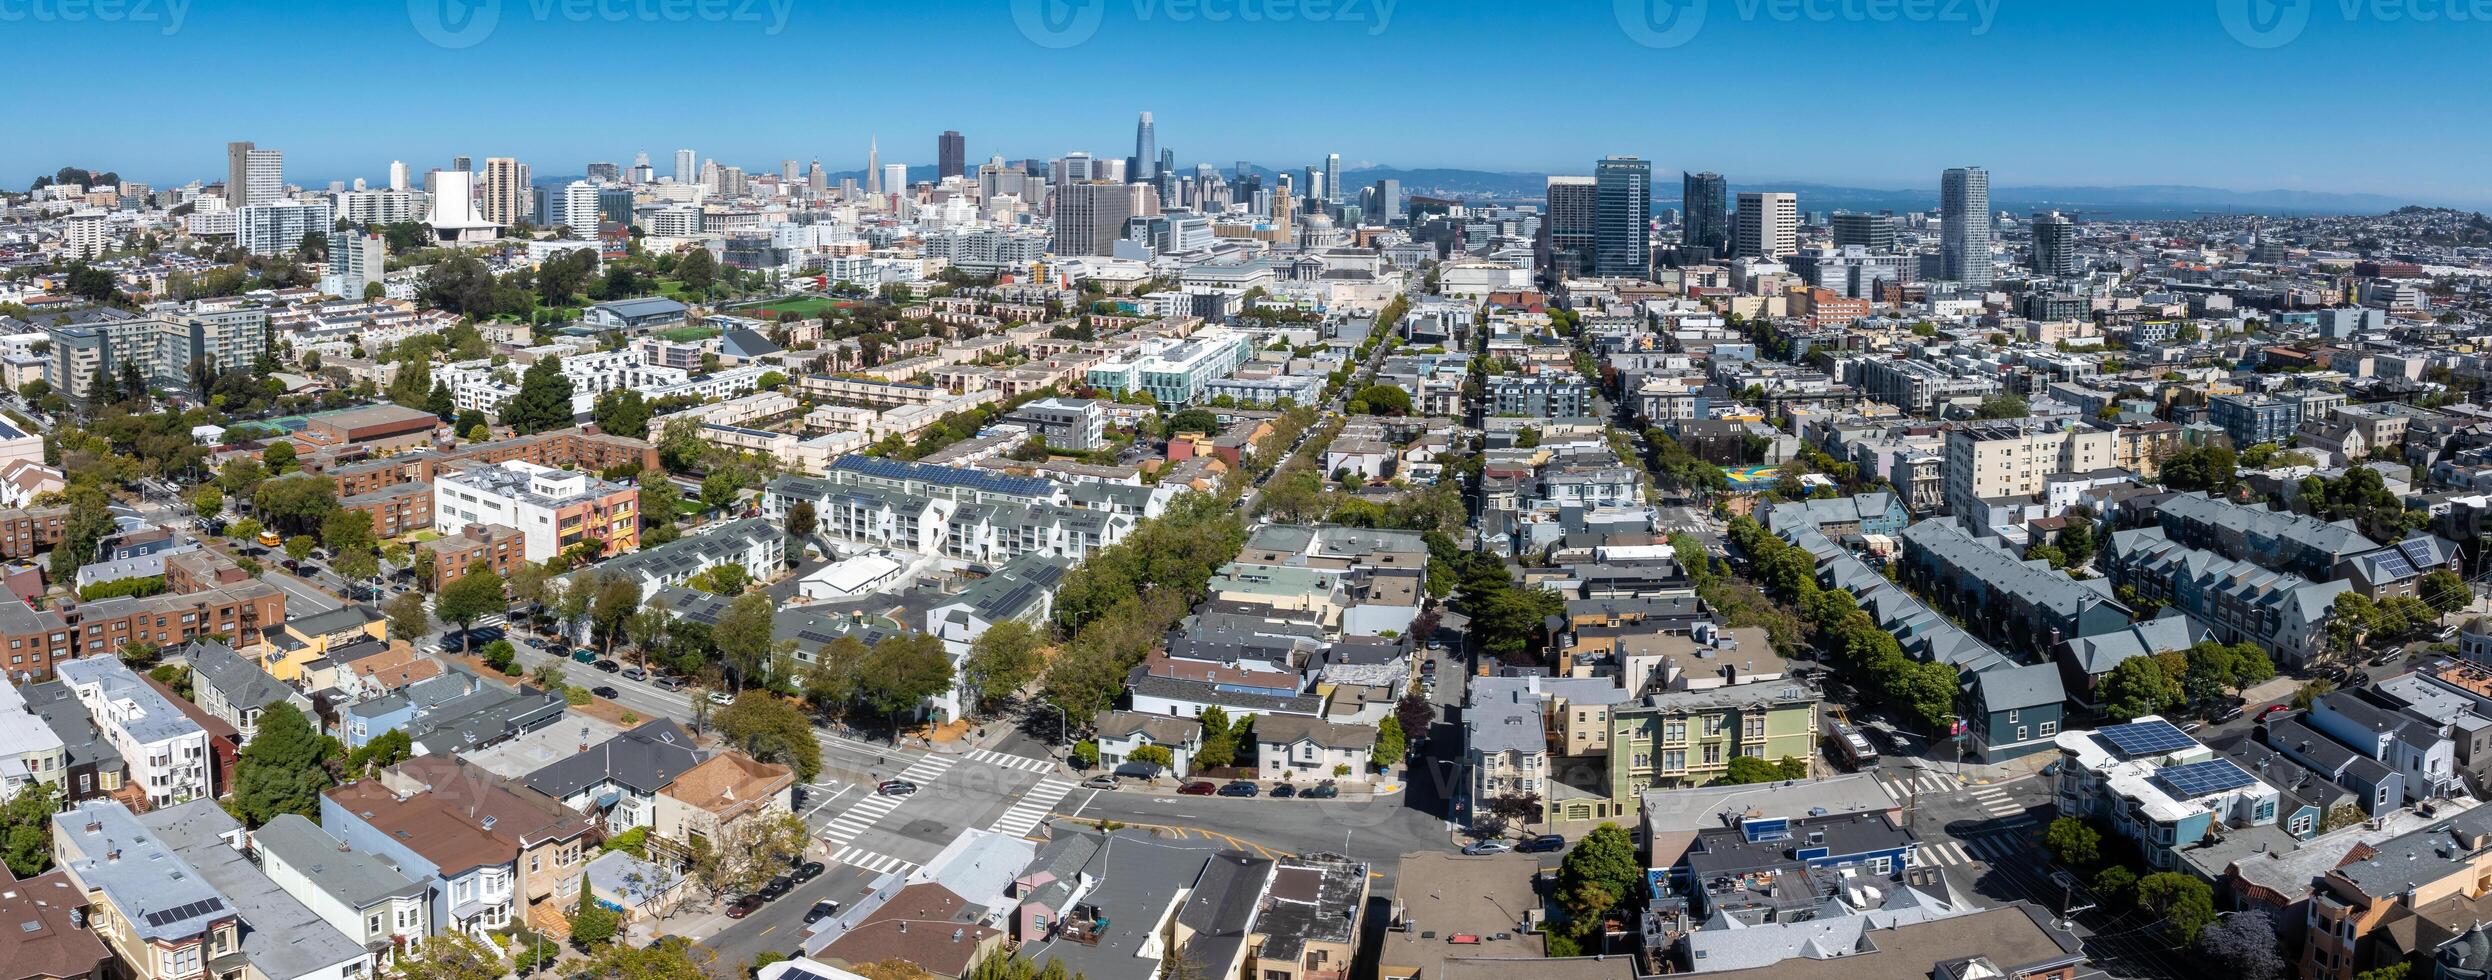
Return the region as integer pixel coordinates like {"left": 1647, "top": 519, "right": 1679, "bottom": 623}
{"left": 10, "top": 0, "right": 2489, "bottom": 205}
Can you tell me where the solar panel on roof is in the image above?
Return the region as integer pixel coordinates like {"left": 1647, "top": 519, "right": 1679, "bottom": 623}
{"left": 2157, "top": 758, "right": 2257, "bottom": 798}
{"left": 2098, "top": 719, "right": 2197, "bottom": 757}
{"left": 143, "top": 898, "right": 226, "bottom": 928}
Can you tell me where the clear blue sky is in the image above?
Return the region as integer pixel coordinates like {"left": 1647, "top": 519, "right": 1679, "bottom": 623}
{"left": 13, "top": 0, "right": 2489, "bottom": 205}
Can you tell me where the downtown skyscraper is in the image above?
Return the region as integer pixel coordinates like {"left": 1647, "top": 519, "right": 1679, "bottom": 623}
{"left": 1542, "top": 176, "right": 1596, "bottom": 278}
{"left": 1941, "top": 166, "right": 1993, "bottom": 289}
{"left": 939, "top": 130, "right": 966, "bottom": 180}
{"left": 1734, "top": 191, "right": 1799, "bottom": 259}
{"left": 2031, "top": 210, "right": 2078, "bottom": 276}
{"left": 674, "top": 149, "right": 696, "bottom": 184}
{"left": 1593, "top": 156, "right": 1651, "bottom": 278}
{"left": 1681, "top": 171, "right": 1728, "bottom": 257}
{"left": 1133, "top": 112, "right": 1157, "bottom": 181}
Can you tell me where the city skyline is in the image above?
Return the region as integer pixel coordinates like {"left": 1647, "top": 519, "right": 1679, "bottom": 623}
{"left": 6, "top": 2, "right": 2488, "bottom": 205}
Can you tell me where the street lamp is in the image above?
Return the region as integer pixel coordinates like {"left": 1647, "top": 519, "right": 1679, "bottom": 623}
{"left": 1040, "top": 702, "right": 1068, "bottom": 746}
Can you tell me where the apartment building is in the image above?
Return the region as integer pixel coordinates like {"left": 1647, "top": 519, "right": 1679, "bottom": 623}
{"left": 1608, "top": 678, "right": 1820, "bottom": 797}
{"left": 447, "top": 427, "right": 661, "bottom": 474}
{"left": 52, "top": 800, "right": 248, "bottom": 980}
{"left": 0, "top": 505, "right": 68, "bottom": 559}
{"left": 52, "top": 657, "right": 211, "bottom": 808}
{"left": 1899, "top": 518, "right": 2133, "bottom": 657}
{"left": 0, "top": 578, "right": 286, "bottom": 680}
{"left": 2299, "top": 803, "right": 2492, "bottom": 980}
{"left": 1848, "top": 357, "right": 2001, "bottom": 418}
{"left": 1083, "top": 331, "right": 1253, "bottom": 406}
{"left": 584, "top": 518, "right": 784, "bottom": 602}
{"left": 249, "top": 814, "right": 430, "bottom": 977}
{"left": 418, "top": 523, "right": 527, "bottom": 591}
{"left": 0, "top": 678, "right": 67, "bottom": 800}
{"left": 1941, "top": 421, "right": 2115, "bottom": 521}
{"left": 433, "top": 460, "right": 638, "bottom": 563}
{"left": 321, "top": 757, "right": 597, "bottom": 936}
{"left": 2053, "top": 718, "right": 2281, "bottom": 873}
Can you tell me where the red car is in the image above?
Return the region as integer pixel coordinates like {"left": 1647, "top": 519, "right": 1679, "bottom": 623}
{"left": 2258, "top": 704, "right": 2291, "bottom": 721}
{"left": 1178, "top": 780, "right": 1217, "bottom": 795}
{"left": 725, "top": 895, "right": 763, "bottom": 919}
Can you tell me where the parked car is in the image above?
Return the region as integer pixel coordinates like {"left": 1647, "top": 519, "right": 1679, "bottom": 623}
{"left": 653, "top": 676, "right": 684, "bottom": 691}
{"left": 1269, "top": 783, "right": 1296, "bottom": 798}
{"left": 1081, "top": 775, "right": 1120, "bottom": 790}
{"left": 1299, "top": 780, "right": 1340, "bottom": 799}
{"left": 591, "top": 686, "right": 620, "bottom": 700}
{"left": 725, "top": 895, "right": 763, "bottom": 919}
{"left": 804, "top": 901, "right": 839, "bottom": 924}
{"left": 2258, "top": 704, "right": 2291, "bottom": 721}
{"left": 2209, "top": 702, "right": 2245, "bottom": 725}
{"left": 759, "top": 876, "right": 793, "bottom": 901}
{"left": 620, "top": 666, "right": 647, "bottom": 681}
{"left": 592, "top": 659, "right": 622, "bottom": 674}
{"left": 1217, "top": 781, "right": 1257, "bottom": 797}
{"left": 1178, "top": 781, "right": 1218, "bottom": 795}
{"left": 1460, "top": 840, "right": 1513, "bottom": 855}
{"left": 1518, "top": 834, "right": 1566, "bottom": 854}
{"left": 877, "top": 779, "right": 918, "bottom": 797}
{"left": 707, "top": 689, "right": 735, "bottom": 706}
{"left": 571, "top": 649, "right": 598, "bottom": 665}
{"left": 792, "top": 861, "right": 825, "bottom": 883}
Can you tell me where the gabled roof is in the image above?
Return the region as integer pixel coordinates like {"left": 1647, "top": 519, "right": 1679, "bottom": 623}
{"left": 524, "top": 718, "right": 704, "bottom": 798}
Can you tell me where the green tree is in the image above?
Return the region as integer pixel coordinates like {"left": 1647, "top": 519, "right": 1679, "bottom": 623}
{"left": 2, "top": 780, "right": 61, "bottom": 876}
{"left": 1974, "top": 394, "right": 2028, "bottom": 419}
{"left": 639, "top": 477, "right": 684, "bottom": 545}
{"left": 2099, "top": 655, "right": 2182, "bottom": 721}
{"left": 962, "top": 621, "right": 1043, "bottom": 713}
{"left": 785, "top": 499, "right": 817, "bottom": 539}
{"left": 715, "top": 692, "right": 821, "bottom": 780}
{"left": 284, "top": 535, "right": 317, "bottom": 563}
{"left": 570, "top": 894, "right": 622, "bottom": 948}
{"left": 232, "top": 704, "right": 333, "bottom": 827}
{"left": 389, "top": 930, "right": 504, "bottom": 980}
{"left": 2134, "top": 872, "right": 2217, "bottom": 945}
{"left": 1718, "top": 755, "right": 1807, "bottom": 784}
{"left": 500, "top": 356, "right": 577, "bottom": 435}
{"left": 589, "top": 573, "right": 644, "bottom": 655}
{"left": 192, "top": 485, "right": 224, "bottom": 520}
{"left": 700, "top": 470, "right": 742, "bottom": 512}
{"left": 1554, "top": 823, "right": 1639, "bottom": 924}
{"left": 345, "top": 728, "right": 413, "bottom": 776}
{"left": 712, "top": 592, "right": 775, "bottom": 689}
{"left": 434, "top": 568, "right": 505, "bottom": 652}
{"left": 2042, "top": 817, "right": 2101, "bottom": 867}
{"left": 1070, "top": 741, "right": 1100, "bottom": 768}
{"left": 2092, "top": 865, "right": 2138, "bottom": 909}
{"left": 1127, "top": 744, "right": 1175, "bottom": 772}
{"left": 1371, "top": 715, "right": 1406, "bottom": 770}
{"left": 593, "top": 388, "right": 653, "bottom": 439}
{"left": 2421, "top": 569, "right": 2472, "bottom": 616}
{"left": 855, "top": 634, "right": 955, "bottom": 722}
{"left": 383, "top": 590, "right": 431, "bottom": 641}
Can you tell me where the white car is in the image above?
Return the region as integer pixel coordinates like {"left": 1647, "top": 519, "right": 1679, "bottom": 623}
{"left": 1461, "top": 840, "right": 1513, "bottom": 855}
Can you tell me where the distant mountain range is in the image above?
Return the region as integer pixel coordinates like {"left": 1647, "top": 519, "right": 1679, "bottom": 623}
{"left": 526, "top": 165, "right": 2432, "bottom": 220}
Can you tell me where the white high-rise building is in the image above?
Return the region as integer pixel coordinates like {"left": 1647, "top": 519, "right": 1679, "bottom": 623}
{"left": 674, "top": 149, "right": 696, "bottom": 184}
{"left": 1734, "top": 191, "right": 1799, "bottom": 259}
{"left": 388, "top": 160, "right": 409, "bottom": 192}
{"left": 883, "top": 164, "right": 907, "bottom": 199}
{"left": 235, "top": 199, "right": 335, "bottom": 257}
{"left": 1325, "top": 153, "right": 1341, "bottom": 204}
{"left": 65, "top": 210, "right": 110, "bottom": 258}
{"left": 226, "top": 140, "right": 284, "bottom": 208}
{"left": 563, "top": 180, "right": 601, "bottom": 234}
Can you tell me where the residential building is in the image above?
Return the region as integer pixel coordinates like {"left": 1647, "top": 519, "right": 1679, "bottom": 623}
{"left": 1609, "top": 678, "right": 1820, "bottom": 796}
{"left": 1542, "top": 176, "right": 1596, "bottom": 277}
{"left": 52, "top": 657, "right": 211, "bottom": 808}
{"left": 1092, "top": 710, "right": 1202, "bottom": 778}
{"left": 183, "top": 639, "right": 309, "bottom": 741}
{"left": 0, "top": 679, "right": 67, "bottom": 801}
{"left": 2053, "top": 717, "right": 2281, "bottom": 872}
{"left": 0, "top": 865, "right": 108, "bottom": 980}
{"left": 136, "top": 802, "right": 365, "bottom": 980}
{"left": 226, "top": 140, "right": 283, "bottom": 208}
{"left": 2031, "top": 211, "right": 2078, "bottom": 276}
{"left": 649, "top": 752, "right": 796, "bottom": 859}
{"left": 582, "top": 518, "right": 784, "bottom": 602}
{"left": 1897, "top": 518, "right": 2133, "bottom": 656}
{"left": 416, "top": 523, "right": 526, "bottom": 591}
{"left": 236, "top": 199, "right": 337, "bottom": 257}
{"left": 432, "top": 460, "right": 639, "bottom": 563}
{"left": 1940, "top": 422, "right": 2115, "bottom": 521}
{"left": 2299, "top": 802, "right": 2492, "bottom": 980}
{"left": 248, "top": 815, "right": 429, "bottom": 977}
{"left": 1682, "top": 172, "right": 1728, "bottom": 258}
{"left": 2103, "top": 527, "right": 2348, "bottom": 667}
{"left": 1252, "top": 715, "right": 1377, "bottom": 784}
{"left": 523, "top": 718, "right": 705, "bottom": 834}
{"left": 51, "top": 800, "right": 246, "bottom": 980}
{"left": 320, "top": 756, "right": 597, "bottom": 935}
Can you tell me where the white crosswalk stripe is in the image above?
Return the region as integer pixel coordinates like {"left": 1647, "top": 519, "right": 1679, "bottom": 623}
{"left": 830, "top": 845, "right": 919, "bottom": 877}
{"left": 817, "top": 756, "right": 957, "bottom": 845}
{"left": 1920, "top": 841, "right": 1971, "bottom": 866}
{"left": 989, "top": 779, "right": 1079, "bottom": 838}
{"left": 1969, "top": 836, "right": 2019, "bottom": 859}
{"left": 1967, "top": 788, "right": 2023, "bottom": 817}
{"left": 966, "top": 748, "right": 1058, "bottom": 774}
